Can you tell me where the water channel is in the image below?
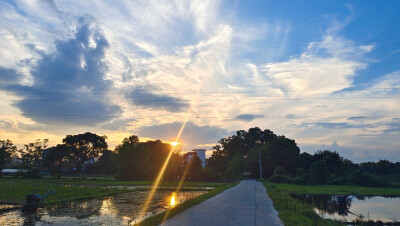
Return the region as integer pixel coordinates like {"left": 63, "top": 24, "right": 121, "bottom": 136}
{"left": 291, "top": 194, "right": 400, "bottom": 223}
{"left": 0, "top": 190, "right": 205, "bottom": 225}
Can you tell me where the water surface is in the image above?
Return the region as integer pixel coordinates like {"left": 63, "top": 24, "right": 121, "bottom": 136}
{"left": 292, "top": 194, "right": 400, "bottom": 223}
{"left": 0, "top": 190, "right": 205, "bottom": 225}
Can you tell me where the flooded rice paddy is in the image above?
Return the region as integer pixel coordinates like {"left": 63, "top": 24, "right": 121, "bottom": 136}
{"left": 0, "top": 190, "right": 205, "bottom": 225}
{"left": 292, "top": 194, "right": 400, "bottom": 223}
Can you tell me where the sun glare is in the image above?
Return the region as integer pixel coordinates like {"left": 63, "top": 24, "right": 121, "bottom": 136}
{"left": 170, "top": 192, "right": 176, "bottom": 207}
{"left": 170, "top": 142, "right": 179, "bottom": 146}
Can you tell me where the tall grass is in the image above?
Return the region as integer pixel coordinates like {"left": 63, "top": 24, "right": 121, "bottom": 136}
{"left": 272, "top": 183, "right": 400, "bottom": 196}
{"left": 262, "top": 181, "right": 344, "bottom": 226}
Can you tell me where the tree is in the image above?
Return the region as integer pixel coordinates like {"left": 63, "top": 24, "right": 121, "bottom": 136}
{"left": 309, "top": 161, "right": 328, "bottom": 184}
{"left": 43, "top": 144, "right": 71, "bottom": 179}
{"left": 19, "top": 139, "right": 48, "bottom": 177}
{"left": 313, "top": 150, "right": 345, "bottom": 177}
{"left": 113, "top": 136, "right": 183, "bottom": 181}
{"left": 122, "top": 135, "right": 139, "bottom": 145}
{"left": 225, "top": 154, "right": 245, "bottom": 179}
{"left": 274, "top": 167, "right": 287, "bottom": 176}
{"left": 63, "top": 132, "right": 107, "bottom": 172}
{"left": 0, "top": 139, "right": 16, "bottom": 178}
{"left": 187, "top": 155, "right": 203, "bottom": 181}
{"left": 298, "top": 152, "right": 314, "bottom": 170}
{"left": 207, "top": 127, "right": 280, "bottom": 174}
{"left": 94, "top": 150, "right": 115, "bottom": 174}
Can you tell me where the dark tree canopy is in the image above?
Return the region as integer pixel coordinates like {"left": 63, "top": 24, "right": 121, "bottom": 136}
{"left": 0, "top": 139, "right": 16, "bottom": 178}
{"left": 207, "top": 127, "right": 300, "bottom": 179}
{"left": 113, "top": 137, "right": 182, "bottom": 181}
{"left": 63, "top": 132, "right": 107, "bottom": 172}
{"left": 43, "top": 144, "right": 71, "bottom": 179}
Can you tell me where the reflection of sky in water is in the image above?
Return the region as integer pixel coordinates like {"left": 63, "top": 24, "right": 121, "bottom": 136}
{"left": 0, "top": 190, "right": 205, "bottom": 225}
{"left": 315, "top": 196, "right": 400, "bottom": 222}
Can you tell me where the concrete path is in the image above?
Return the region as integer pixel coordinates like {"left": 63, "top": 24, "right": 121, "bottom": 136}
{"left": 162, "top": 180, "right": 283, "bottom": 226}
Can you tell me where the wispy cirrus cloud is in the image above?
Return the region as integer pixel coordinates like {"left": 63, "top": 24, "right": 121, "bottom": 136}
{"left": 0, "top": 1, "right": 399, "bottom": 161}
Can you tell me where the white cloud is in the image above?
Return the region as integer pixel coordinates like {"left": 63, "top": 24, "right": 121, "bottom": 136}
{"left": 0, "top": 1, "right": 399, "bottom": 161}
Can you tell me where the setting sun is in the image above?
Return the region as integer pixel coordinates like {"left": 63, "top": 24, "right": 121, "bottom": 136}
{"left": 170, "top": 142, "right": 179, "bottom": 146}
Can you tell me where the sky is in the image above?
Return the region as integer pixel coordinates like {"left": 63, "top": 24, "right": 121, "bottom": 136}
{"left": 0, "top": 0, "right": 399, "bottom": 162}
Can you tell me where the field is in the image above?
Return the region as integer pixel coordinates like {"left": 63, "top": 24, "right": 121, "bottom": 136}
{"left": 263, "top": 181, "right": 400, "bottom": 226}
{"left": 0, "top": 177, "right": 230, "bottom": 205}
{"left": 271, "top": 183, "right": 400, "bottom": 196}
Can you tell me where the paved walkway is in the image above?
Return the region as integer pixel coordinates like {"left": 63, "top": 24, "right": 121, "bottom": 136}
{"left": 162, "top": 180, "right": 283, "bottom": 226}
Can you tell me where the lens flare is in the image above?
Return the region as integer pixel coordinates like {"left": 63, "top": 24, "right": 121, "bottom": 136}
{"left": 170, "top": 192, "right": 176, "bottom": 207}
{"left": 162, "top": 162, "right": 192, "bottom": 223}
{"left": 137, "top": 120, "right": 188, "bottom": 224}
{"left": 170, "top": 142, "right": 179, "bottom": 146}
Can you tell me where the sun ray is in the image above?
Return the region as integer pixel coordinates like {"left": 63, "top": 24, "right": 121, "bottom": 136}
{"left": 161, "top": 162, "right": 192, "bottom": 223}
{"left": 137, "top": 118, "right": 189, "bottom": 224}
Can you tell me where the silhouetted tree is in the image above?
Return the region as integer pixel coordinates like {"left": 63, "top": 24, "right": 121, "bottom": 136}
{"left": 43, "top": 144, "right": 71, "bottom": 179}
{"left": 225, "top": 154, "right": 245, "bottom": 179}
{"left": 122, "top": 135, "right": 139, "bottom": 145}
{"left": 0, "top": 139, "right": 16, "bottom": 178}
{"left": 298, "top": 152, "right": 314, "bottom": 170}
{"left": 63, "top": 132, "right": 107, "bottom": 172}
{"left": 313, "top": 150, "right": 345, "bottom": 177}
{"left": 94, "top": 150, "right": 115, "bottom": 174}
{"left": 113, "top": 136, "right": 183, "bottom": 181}
{"left": 187, "top": 155, "right": 203, "bottom": 181}
{"left": 19, "top": 139, "right": 48, "bottom": 177}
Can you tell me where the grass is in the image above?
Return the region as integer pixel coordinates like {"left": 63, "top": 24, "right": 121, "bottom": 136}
{"left": 0, "top": 177, "right": 230, "bottom": 205}
{"left": 262, "top": 181, "right": 343, "bottom": 226}
{"left": 0, "top": 178, "right": 130, "bottom": 204}
{"left": 137, "top": 183, "right": 236, "bottom": 226}
{"left": 54, "top": 179, "right": 228, "bottom": 187}
{"left": 271, "top": 183, "right": 400, "bottom": 196}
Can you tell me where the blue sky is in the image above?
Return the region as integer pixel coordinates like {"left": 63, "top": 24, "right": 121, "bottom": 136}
{"left": 0, "top": 0, "right": 399, "bottom": 162}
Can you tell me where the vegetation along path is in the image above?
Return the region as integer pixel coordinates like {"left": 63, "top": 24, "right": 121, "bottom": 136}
{"left": 162, "top": 180, "right": 283, "bottom": 226}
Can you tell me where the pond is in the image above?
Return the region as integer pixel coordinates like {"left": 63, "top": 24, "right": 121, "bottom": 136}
{"left": 291, "top": 194, "right": 400, "bottom": 223}
{"left": 0, "top": 190, "right": 205, "bottom": 225}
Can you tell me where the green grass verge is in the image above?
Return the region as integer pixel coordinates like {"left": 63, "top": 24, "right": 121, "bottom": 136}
{"left": 56, "top": 179, "right": 228, "bottom": 187}
{"left": 262, "top": 181, "right": 343, "bottom": 226}
{"left": 0, "top": 178, "right": 130, "bottom": 204}
{"left": 137, "top": 183, "right": 236, "bottom": 226}
{"left": 271, "top": 183, "right": 400, "bottom": 196}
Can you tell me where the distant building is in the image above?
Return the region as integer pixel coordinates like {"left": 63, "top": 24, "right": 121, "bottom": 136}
{"left": 183, "top": 149, "right": 206, "bottom": 167}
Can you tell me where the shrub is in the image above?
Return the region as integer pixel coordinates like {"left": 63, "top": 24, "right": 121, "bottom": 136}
{"left": 329, "top": 176, "right": 351, "bottom": 185}
{"left": 274, "top": 167, "right": 287, "bottom": 176}
{"left": 309, "top": 161, "right": 329, "bottom": 184}
{"left": 296, "top": 167, "right": 305, "bottom": 177}
{"left": 268, "top": 175, "right": 295, "bottom": 183}
{"left": 351, "top": 170, "right": 389, "bottom": 187}
{"left": 203, "top": 168, "right": 223, "bottom": 182}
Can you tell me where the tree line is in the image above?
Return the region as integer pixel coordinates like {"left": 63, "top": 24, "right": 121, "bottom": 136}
{"left": 206, "top": 127, "right": 400, "bottom": 187}
{"left": 0, "top": 133, "right": 205, "bottom": 181}
{"left": 1, "top": 128, "right": 399, "bottom": 187}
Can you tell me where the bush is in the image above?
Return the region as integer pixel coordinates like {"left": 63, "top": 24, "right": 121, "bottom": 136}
{"left": 329, "top": 176, "right": 351, "bottom": 185}
{"left": 296, "top": 167, "right": 306, "bottom": 177}
{"left": 294, "top": 173, "right": 309, "bottom": 184}
{"left": 274, "top": 167, "right": 287, "bottom": 176}
{"left": 351, "top": 170, "right": 389, "bottom": 187}
{"left": 203, "top": 168, "right": 223, "bottom": 182}
{"left": 268, "top": 175, "right": 296, "bottom": 183}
